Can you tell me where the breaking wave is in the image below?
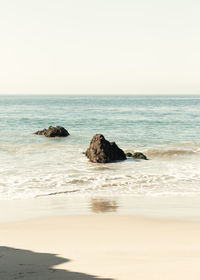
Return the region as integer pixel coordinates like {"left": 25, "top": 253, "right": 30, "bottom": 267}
{"left": 1, "top": 140, "right": 200, "bottom": 200}
{"left": 145, "top": 148, "right": 199, "bottom": 158}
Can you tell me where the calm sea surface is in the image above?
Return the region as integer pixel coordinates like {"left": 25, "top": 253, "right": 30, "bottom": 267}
{"left": 0, "top": 95, "right": 200, "bottom": 200}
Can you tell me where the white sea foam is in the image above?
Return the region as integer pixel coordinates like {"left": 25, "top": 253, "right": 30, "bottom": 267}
{"left": 0, "top": 141, "right": 200, "bottom": 200}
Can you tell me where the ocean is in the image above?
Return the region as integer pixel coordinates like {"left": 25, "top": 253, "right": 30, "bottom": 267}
{"left": 0, "top": 95, "right": 200, "bottom": 200}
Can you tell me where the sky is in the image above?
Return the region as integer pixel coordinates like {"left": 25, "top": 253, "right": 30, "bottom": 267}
{"left": 0, "top": 0, "right": 200, "bottom": 95}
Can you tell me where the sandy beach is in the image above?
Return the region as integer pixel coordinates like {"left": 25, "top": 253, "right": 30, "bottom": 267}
{"left": 1, "top": 215, "right": 200, "bottom": 280}
{"left": 1, "top": 0, "right": 200, "bottom": 277}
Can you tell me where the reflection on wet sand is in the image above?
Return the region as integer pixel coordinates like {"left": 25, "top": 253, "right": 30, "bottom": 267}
{"left": 90, "top": 198, "right": 118, "bottom": 213}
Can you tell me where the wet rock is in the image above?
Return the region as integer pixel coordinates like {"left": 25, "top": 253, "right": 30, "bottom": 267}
{"left": 86, "top": 134, "right": 126, "bottom": 163}
{"left": 35, "top": 126, "right": 70, "bottom": 137}
{"left": 132, "top": 152, "right": 147, "bottom": 160}
{"left": 126, "top": 152, "right": 133, "bottom": 157}
{"left": 35, "top": 128, "right": 48, "bottom": 135}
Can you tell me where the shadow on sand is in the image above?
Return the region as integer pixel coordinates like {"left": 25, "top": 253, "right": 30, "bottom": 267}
{"left": 0, "top": 246, "right": 114, "bottom": 280}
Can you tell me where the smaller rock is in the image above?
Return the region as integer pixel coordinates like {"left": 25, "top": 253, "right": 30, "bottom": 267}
{"left": 35, "top": 126, "right": 70, "bottom": 137}
{"left": 132, "top": 152, "right": 148, "bottom": 160}
{"left": 126, "top": 152, "right": 133, "bottom": 157}
{"left": 35, "top": 129, "right": 47, "bottom": 135}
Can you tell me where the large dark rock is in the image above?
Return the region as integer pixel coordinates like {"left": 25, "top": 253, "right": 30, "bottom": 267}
{"left": 132, "top": 152, "right": 147, "bottom": 160}
{"left": 35, "top": 126, "right": 70, "bottom": 137}
{"left": 86, "top": 134, "right": 126, "bottom": 163}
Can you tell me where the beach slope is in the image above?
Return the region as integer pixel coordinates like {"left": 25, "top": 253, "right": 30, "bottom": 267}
{"left": 0, "top": 215, "right": 200, "bottom": 280}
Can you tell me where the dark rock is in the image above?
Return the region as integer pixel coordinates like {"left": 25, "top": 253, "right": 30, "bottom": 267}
{"left": 132, "top": 152, "right": 147, "bottom": 160}
{"left": 35, "top": 128, "right": 48, "bottom": 135}
{"left": 126, "top": 152, "right": 133, "bottom": 157}
{"left": 35, "top": 126, "right": 70, "bottom": 137}
{"left": 86, "top": 134, "right": 126, "bottom": 163}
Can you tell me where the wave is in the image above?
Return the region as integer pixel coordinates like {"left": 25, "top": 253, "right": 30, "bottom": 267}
{"left": 0, "top": 141, "right": 82, "bottom": 154}
{"left": 35, "top": 189, "right": 80, "bottom": 198}
{"left": 1, "top": 165, "right": 200, "bottom": 200}
{"left": 145, "top": 148, "right": 199, "bottom": 158}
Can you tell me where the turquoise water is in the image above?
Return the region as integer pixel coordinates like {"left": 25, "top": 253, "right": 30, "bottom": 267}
{"left": 0, "top": 95, "right": 200, "bottom": 199}
{"left": 1, "top": 95, "right": 200, "bottom": 146}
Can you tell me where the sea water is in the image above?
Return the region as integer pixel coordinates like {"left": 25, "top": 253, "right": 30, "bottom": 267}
{"left": 0, "top": 95, "right": 200, "bottom": 200}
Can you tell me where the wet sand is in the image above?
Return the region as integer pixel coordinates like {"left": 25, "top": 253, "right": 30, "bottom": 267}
{"left": 1, "top": 195, "right": 200, "bottom": 222}
{"left": 1, "top": 215, "right": 200, "bottom": 280}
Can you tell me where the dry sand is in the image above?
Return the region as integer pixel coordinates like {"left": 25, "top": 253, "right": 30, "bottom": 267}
{"left": 0, "top": 215, "right": 200, "bottom": 280}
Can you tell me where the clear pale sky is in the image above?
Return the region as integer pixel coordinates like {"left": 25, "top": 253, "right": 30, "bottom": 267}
{"left": 0, "top": 0, "right": 200, "bottom": 95}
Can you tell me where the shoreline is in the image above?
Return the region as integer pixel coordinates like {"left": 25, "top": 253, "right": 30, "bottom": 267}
{"left": 1, "top": 215, "right": 200, "bottom": 280}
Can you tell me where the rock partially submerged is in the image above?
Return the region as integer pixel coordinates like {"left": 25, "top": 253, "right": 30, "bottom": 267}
{"left": 35, "top": 126, "right": 70, "bottom": 137}
{"left": 86, "top": 134, "right": 126, "bottom": 163}
{"left": 125, "top": 151, "right": 148, "bottom": 160}
{"left": 132, "top": 152, "right": 147, "bottom": 160}
{"left": 125, "top": 152, "right": 133, "bottom": 157}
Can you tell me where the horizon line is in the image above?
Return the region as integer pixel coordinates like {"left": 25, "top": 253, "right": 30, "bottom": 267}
{"left": 1, "top": 93, "right": 200, "bottom": 96}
